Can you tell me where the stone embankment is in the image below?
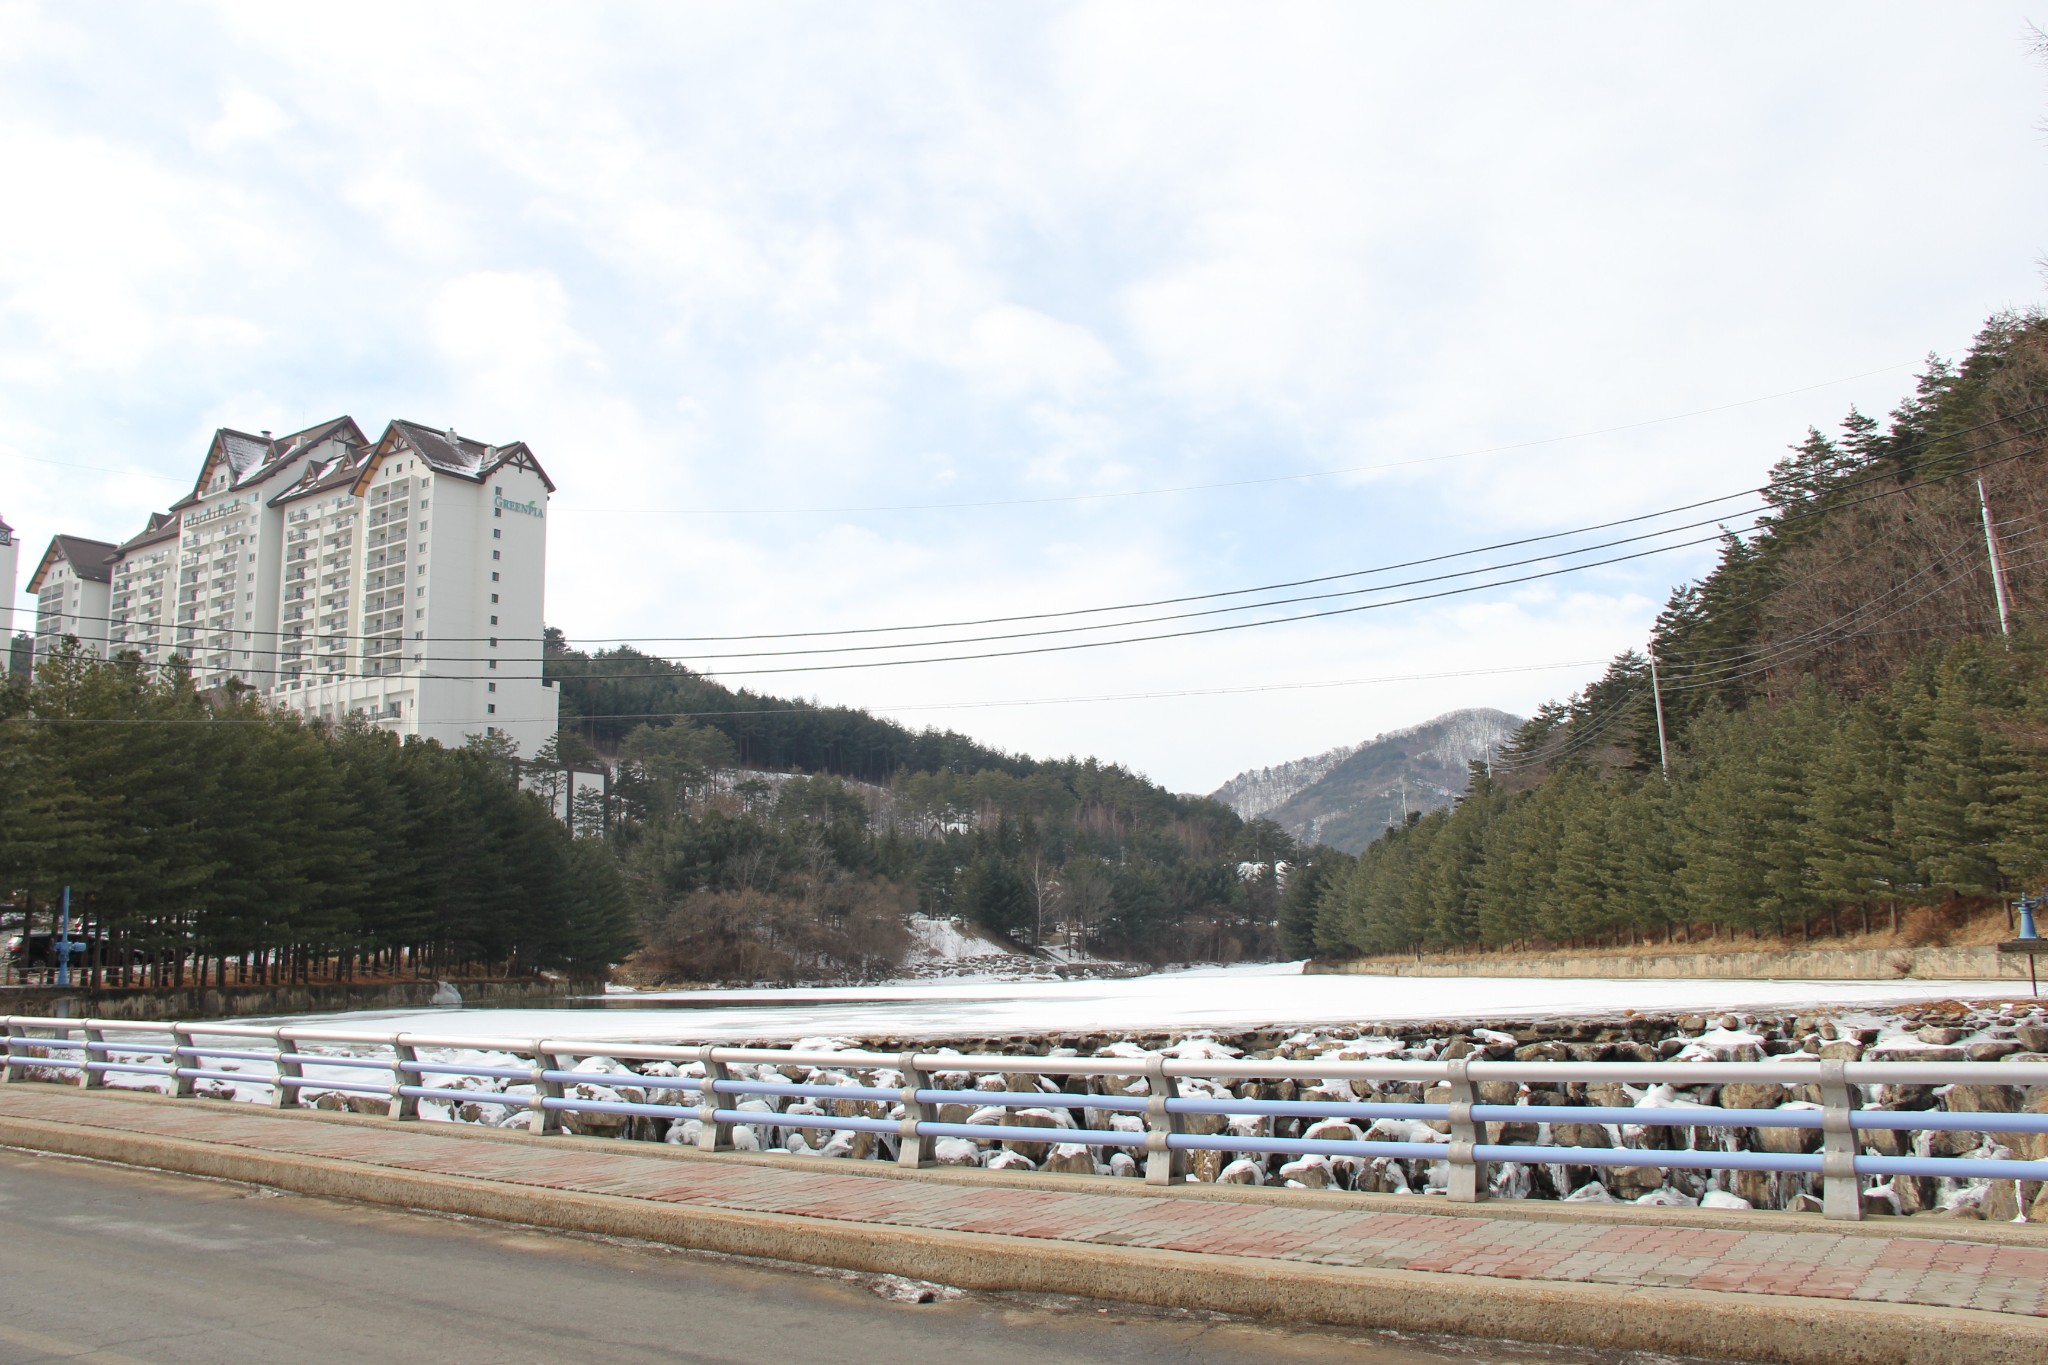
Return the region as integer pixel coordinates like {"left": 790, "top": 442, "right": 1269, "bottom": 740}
{"left": 1308, "top": 943, "right": 2022, "bottom": 981}
{"left": 281, "top": 996, "right": 2048, "bottom": 1220}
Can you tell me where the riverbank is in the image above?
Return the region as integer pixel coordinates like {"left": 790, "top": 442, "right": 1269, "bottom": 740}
{"left": 1309, "top": 943, "right": 2027, "bottom": 982}
{"left": 0, "top": 975, "right": 586, "bottom": 1022}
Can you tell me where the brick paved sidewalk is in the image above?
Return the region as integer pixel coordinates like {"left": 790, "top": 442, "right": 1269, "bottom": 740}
{"left": 3, "top": 1085, "right": 2046, "bottom": 1322}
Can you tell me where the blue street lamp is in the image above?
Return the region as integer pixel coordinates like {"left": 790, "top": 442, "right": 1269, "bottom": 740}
{"left": 57, "top": 886, "right": 72, "bottom": 988}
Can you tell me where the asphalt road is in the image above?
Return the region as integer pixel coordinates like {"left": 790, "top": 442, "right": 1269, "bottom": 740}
{"left": 0, "top": 1148, "right": 1688, "bottom": 1365}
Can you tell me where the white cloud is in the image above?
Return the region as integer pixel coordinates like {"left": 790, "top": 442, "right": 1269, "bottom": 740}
{"left": 194, "top": 87, "right": 291, "bottom": 152}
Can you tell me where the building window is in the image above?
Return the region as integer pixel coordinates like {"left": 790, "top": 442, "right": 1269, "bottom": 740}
{"left": 489, "top": 615, "right": 498, "bottom": 625}
{"left": 488, "top": 660, "right": 497, "bottom": 669}
{"left": 486, "top": 703, "right": 496, "bottom": 715}
{"left": 490, "top": 593, "right": 499, "bottom": 603}
{"left": 416, "top": 609, "right": 424, "bottom": 619}
{"left": 491, "top": 571, "right": 500, "bottom": 582}
{"left": 488, "top": 682, "right": 497, "bottom": 693}
{"left": 494, "top": 507, "right": 502, "bottom": 518}
{"left": 492, "top": 550, "right": 500, "bottom": 560}
{"left": 489, "top": 638, "right": 497, "bottom": 647}
{"left": 417, "top": 565, "right": 425, "bottom": 575}
{"left": 416, "top": 586, "right": 424, "bottom": 597}
{"left": 493, "top": 529, "right": 501, "bottom": 539}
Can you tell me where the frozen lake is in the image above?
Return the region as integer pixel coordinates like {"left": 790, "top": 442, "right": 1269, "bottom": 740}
{"left": 274, "top": 963, "right": 2023, "bottom": 1044}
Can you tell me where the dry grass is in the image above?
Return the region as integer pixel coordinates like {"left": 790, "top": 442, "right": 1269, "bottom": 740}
{"left": 1342, "top": 903, "right": 2021, "bottom": 966}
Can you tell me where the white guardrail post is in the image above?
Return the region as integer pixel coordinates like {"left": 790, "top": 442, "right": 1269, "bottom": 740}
{"left": 528, "top": 1040, "right": 564, "bottom": 1135}
{"left": 271, "top": 1029, "right": 301, "bottom": 1108}
{"left": 167, "top": 1024, "right": 197, "bottom": 1098}
{"left": 696, "top": 1044, "right": 733, "bottom": 1152}
{"left": 388, "top": 1038, "right": 420, "bottom": 1121}
{"left": 1144, "top": 1054, "right": 1185, "bottom": 1185}
{"left": 2, "top": 1022, "right": 25, "bottom": 1083}
{"left": 1445, "top": 1057, "right": 1487, "bottom": 1203}
{"left": 79, "top": 1025, "right": 104, "bottom": 1090}
{"left": 1819, "top": 1058, "right": 1863, "bottom": 1221}
{"left": 896, "top": 1051, "right": 932, "bottom": 1168}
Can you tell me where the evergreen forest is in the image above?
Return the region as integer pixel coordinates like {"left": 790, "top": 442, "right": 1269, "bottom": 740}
{"left": 1293, "top": 310, "right": 2048, "bottom": 961}
{"left": 0, "top": 645, "right": 632, "bottom": 986}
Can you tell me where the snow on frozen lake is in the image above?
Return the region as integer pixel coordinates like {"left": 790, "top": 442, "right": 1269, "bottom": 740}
{"left": 273, "top": 963, "right": 2026, "bottom": 1045}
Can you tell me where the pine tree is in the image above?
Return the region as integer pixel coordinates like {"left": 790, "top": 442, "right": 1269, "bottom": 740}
{"left": 1806, "top": 698, "right": 1911, "bottom": 927}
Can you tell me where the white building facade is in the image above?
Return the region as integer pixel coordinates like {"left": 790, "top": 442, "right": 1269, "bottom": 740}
{"left": 27, "top": 534, "right": 118, "bottom": 665}
{"left": 0, "top": 513, "right": 17, "bottom": 647}
{"left": 32, "top": 416, "right": 559, "bottom": 756}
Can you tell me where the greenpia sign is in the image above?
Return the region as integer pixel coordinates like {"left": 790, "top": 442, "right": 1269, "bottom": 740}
{"left": 494, "top": 494, "right": 544, "bottom": 519}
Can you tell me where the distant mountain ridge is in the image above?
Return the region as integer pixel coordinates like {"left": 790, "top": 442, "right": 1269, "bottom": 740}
{"left": 1209, "top": 708, "right": 1521, "bottom": 853}
{"left": 1207, "top": 741, "right": 1360, "bottom": 820}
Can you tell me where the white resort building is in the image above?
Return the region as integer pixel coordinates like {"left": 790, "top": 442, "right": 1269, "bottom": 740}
{"left": 0, "top": 511, "right": 19, "bottom": 650}
{"left": 28, "top": 417, "right": 560, "bottom": 756}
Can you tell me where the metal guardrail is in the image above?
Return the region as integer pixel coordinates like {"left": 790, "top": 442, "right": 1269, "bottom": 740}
{"left": 5, "top": 1014, "right": 2048, "bottom": 1221}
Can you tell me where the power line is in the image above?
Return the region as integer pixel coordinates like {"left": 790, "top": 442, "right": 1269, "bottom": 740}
{"left": 15, "top": 657, "right": 1614, "bottom": 726}
{"left": 1659, "top": 514, "right": 2048, "bottom": 687}
{"left": 1492, "top": 522, "right": 2048, "bottom": 770}
{"left": 570, "top": 401, "right": 2048, "bottom": 640}
{"left": 40, "top": 402, "right": 2047, "bottom": 663}
{"left": 536, "top": 437, "right": 2048, "bottom": 678}
{"left": 38, "top": 413, "right": 2048, "bottom": 689}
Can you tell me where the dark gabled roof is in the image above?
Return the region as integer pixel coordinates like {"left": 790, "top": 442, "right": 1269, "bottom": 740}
{"left": 372, "top": 420, "right": 556, "bottom": 493}
{"left": 0, "top": 512, "right": 14, "bottom": 540}
{"left": 115, "top": 512, "right": 181, "bottom": 556}
{"left": 176, "top": 416, "right": 368, "bottom": 509}
{"left": 26, "top": 534, "right": 119, "bottom": 592}
{"left": 271, "top": 448, "right": 374, "bottom": 507}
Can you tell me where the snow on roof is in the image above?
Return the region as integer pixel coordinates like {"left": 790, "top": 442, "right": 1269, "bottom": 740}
{"left": 271, "top": 448, "right": 373, "bottom": 506}
{"left": 116, "top": 512, "right": 181, "bottom": 554}
{"left": 381, "top": 419, "right": 556, "bottom": 492}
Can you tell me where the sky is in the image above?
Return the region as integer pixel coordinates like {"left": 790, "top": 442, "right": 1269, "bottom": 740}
{"left": 3, "top": 3, "right": 2046, "bottom": 794}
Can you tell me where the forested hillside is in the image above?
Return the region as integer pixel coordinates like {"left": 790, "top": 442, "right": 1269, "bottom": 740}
{"left": 536, "top": 637, "right": 1300, "bottom": 977}
{"left": 0, "top": 646, "right": 632, "bottom": 985}
{"left": 543, "top": 637, "right": 1039, "bottom": 782}
{"left": 1291, "top": 310, "right": 2048, "bottom": 960}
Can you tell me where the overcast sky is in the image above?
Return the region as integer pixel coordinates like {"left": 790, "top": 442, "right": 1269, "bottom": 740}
{"left": 4, "top": 3, "right": 2046, "bottom": 793}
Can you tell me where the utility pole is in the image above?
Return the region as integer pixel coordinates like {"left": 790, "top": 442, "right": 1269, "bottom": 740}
{"left": 1979, "top": 477, "right": 2013, "bottom": 645}
{"left": 1648, "top": 650, "right": 1671, "bottom": 779}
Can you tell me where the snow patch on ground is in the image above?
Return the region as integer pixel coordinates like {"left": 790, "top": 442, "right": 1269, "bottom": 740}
{"left": 905, "top": 916, "right": 1015, "bottom": 965}
{"left": 276, "top": 965, "right": 2030, "bottom": 1045}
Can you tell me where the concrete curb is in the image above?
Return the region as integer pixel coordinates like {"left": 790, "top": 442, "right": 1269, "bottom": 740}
{"left": 0, "top": 1112, "right": 2041, "bottom": 1365}
{"left": 131, "top": 1088, "right": 2048, "bottom": 1248}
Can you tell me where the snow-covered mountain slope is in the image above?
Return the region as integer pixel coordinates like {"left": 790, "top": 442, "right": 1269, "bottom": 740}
{"left": 1206, "top": 742, "right": 1360, "bottom": 820}
{"left": 1210, "top": 708, "right": 1521, "bottom": 853}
